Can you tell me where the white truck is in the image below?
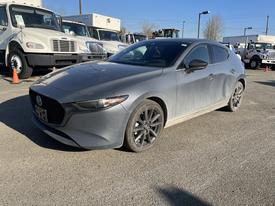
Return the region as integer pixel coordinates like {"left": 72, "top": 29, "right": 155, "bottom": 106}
{"left": 61, "top": 20, "right": 107, "bottom": 61}
{"left": 0, "top": 0, "right": 90, "bottom": 79}
{"left": 121, "top": 33, "right": 147, "bottom": 44}
{"left": 63, "top": 13, "right": 127, "bottom": 56}
{"left": 223, "top": 35, "right": 275, "bottom": 69}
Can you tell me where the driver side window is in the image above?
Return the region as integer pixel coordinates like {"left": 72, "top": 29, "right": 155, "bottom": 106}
{"left": 0, "top": 7, "right": 8, "bottom": 26}
{"left": 184, "top": 45, "right": 209, "bottom": 68}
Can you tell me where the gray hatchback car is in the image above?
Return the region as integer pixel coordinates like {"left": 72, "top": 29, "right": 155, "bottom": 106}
{"left": 29, "top": 39, "right": 245, "bottom": 152}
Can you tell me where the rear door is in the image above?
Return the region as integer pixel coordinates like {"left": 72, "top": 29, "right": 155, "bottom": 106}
{"left": 176, "top": 44, "right": 217, "bottom": 116}
{"left": 209, "top": 44, "right": 235, "bottom": 101}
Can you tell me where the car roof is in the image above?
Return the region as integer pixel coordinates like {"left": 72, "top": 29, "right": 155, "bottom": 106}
{"left": 147, "top": 38, "right": 228, "bottom": 49}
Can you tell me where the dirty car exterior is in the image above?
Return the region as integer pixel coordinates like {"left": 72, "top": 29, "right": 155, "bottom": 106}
{"left": 29, "top": 39, "right": 246, "bottom": 152}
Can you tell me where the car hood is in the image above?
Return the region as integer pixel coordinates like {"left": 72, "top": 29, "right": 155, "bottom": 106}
{"left": 32, "top": 61, "right": 162, "bottom": 102}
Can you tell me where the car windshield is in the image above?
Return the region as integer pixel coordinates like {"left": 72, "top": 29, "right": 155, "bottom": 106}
{"left": 62, "top": 22, "right": 88, "bottom": 37}
{"left": 99, "top": 30, "right": 120, "bottom": 41}
{"left": 254, "top": 43, "right": 273, "bottom": 50}
{"left": 9, "top": 5, "right": 59, "bottom": 31}
{"left": 109, "top": 41, "right": 190, "bottom": 67}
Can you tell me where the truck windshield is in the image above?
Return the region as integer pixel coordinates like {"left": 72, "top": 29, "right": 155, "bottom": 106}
{"left": 134, "top": 34, "right": 147, "bottom": 42}
{"left": 254, "top": 43, "right": 273, "bottom": 50}
{"left": 9, "top": 5, "right": 59, "bottom": 31}
{"left": 62, "top": 22, "right": 88, "bottom": 37}
{"left": 98, "top": 30, "right": 120, "bottom": 41}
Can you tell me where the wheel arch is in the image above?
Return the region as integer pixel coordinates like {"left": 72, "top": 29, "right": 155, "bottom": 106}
{"left": 147, "top": 96, "right": 168, "bottom": 126}
{"left": 238, "top": 78, "right": 246, "bottom": 90}
{"left": 5, "top": 40, "right": 24, "bottom": 67}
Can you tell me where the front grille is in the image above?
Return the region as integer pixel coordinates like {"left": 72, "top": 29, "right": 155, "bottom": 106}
{"left": 52, "top": 40, "right": 76, "bottom": 52}
{"left": 29, "top": 89, "right": 65, "bottom": 125}
{"left": 267, "top": 52, "right": 275, "bottom": 59}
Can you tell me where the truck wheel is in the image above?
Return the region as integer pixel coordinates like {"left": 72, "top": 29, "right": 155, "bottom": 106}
{"left": 8, "top": 48, "right": 33, "bottom": 79}
{"left": 249, "top": 58, "right": 260, "bottom": 70}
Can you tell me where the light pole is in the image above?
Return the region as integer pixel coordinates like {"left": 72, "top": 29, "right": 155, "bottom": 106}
{"left": 182, "top": 21, "right": 186, "bottom": 38}
{"left": 244, "top": 26, "right": 252, "bottom": 36}
{"left": 244, "top": 27, "right": 252, "bottom": 50}
{"left": 79, "top": 0, "right": 82, "bottom": 15}
{"left": 197, "top": 10, "right": 210, "bottom": 38}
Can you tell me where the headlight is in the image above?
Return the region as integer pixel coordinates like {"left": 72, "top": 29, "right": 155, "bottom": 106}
{"left": 73, "top": 95, "right": 128, "bottom": 111}
{"left": 26, "top": 42, "right": 44, "bottom": 49}
{"left": 86, "top": 42, "right": 106, "bottom": 54}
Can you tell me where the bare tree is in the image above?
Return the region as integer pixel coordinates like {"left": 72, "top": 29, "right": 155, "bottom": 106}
{"left": 120, "top": 26, "right": 127, "bottom": 35}
{"left": 141, "top": 22, "right": 156, "bottom": 38}
{"left": 203, "top": 15, "right": 223, "bottom": 41}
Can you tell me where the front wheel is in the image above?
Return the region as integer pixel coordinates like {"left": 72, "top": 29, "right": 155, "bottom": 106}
{"left": 8, "top": 48, "right": 33, "bottom": 79}
{"left": 249, "top": 59, "right": 260, "bottom": 70}
{"left": 227, "top": 81, "right": 244, "bottom": 112}
{"left": 124, "top": 100, "right": 164, "bottom": 152}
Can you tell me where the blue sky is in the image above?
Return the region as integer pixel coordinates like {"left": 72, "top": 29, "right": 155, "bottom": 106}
{"left": 44, "top": 0, "right": 275, "bottom": 38}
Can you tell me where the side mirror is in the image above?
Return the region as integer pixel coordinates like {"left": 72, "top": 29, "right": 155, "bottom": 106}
{"left": 69, "top": 31, "right": 76, "bottom": 36}
{"left": 17, "top": 22, "right": 25, "bottom": 29}
{"left": 188, "top": 59, "right": 208, "bottom": 70}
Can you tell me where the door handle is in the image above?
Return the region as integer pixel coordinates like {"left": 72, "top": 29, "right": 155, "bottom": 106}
{"left": 208, "top": 73, "right": 215, "bottom": 80}
{"left": 231, "top": 69, "right": 236, "bottom": 74}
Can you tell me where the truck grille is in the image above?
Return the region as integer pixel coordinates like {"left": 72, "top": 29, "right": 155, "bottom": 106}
{"left": 29, "top": 89, "right": 65, "bottom": 125}
{"left": 267, "top": 52, "right": 275, "bottom": 59}
{"left": 52, "top": 40, "right": 76, "bottom": 52}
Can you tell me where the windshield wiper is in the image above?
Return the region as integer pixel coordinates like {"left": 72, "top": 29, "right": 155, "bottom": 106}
{"left": 27, "top": 24, "right": 58, "bottom": 31}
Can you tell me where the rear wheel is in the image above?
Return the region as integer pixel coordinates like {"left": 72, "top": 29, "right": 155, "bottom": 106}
{"left": 125, "top": 100, "right": 164, "bottom": 152}
{"left": 8, "top": 47, "right": 33, "bottom": 79}
{"left": 227, "top": 81, "right": 244, "bottom": 112}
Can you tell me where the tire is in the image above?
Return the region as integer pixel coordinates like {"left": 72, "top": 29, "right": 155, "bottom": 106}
{"left": 124, "top": 100, "right": 164, "bottom": 152}
{"left": 249, "top": 58, "right": 260, "bottom": 70}
{"left": 227, "top": 81, "right": 244, "bottom": 112}
{"left": 8, "top": 47, "right": 33, "bottom": 79}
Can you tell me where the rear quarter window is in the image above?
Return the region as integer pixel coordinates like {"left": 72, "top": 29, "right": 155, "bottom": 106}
{"left": 211, "top": 45, "right": 229, "bottom": 63}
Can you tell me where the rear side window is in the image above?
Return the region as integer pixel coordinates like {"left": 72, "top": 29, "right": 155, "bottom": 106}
{"left": 0, "top": 6, "right": 8, "bottom": 26}
{"left": 211, "top": 45, "right": 229, "bottom": 63}
{"left": 184, "top": 44, "right": 210, "bottom": 66}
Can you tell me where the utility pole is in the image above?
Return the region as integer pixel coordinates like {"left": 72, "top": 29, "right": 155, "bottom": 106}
{"left": 265, "top": 15, "right": 269, "bottom": 35}
{"left": 79, "top": 0, "right": 82, "bottom": 15}
{"left": 182, "top": 21, "right": 186, "bottom": 38}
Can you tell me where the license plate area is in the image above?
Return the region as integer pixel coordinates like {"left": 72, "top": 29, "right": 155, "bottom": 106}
{"left": 35, "top": 105, "right": 48, "bottom": 122}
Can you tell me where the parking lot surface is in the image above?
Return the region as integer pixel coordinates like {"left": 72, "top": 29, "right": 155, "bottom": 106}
{"left": 0, "top": 70, "right": 274, "bottom": 206}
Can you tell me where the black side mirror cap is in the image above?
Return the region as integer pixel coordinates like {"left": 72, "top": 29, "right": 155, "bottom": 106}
{"left": 188, "top": 59, "right": 208, "bottom": 71}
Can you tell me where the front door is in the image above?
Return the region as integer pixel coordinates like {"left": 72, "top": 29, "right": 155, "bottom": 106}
{"left": 176, "top": 44, "right": 217, "bottom": 117}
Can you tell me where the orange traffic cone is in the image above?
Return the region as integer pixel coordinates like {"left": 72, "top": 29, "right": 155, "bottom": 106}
{"left": 12, "top": 67, "right": 20, "bottom": 84}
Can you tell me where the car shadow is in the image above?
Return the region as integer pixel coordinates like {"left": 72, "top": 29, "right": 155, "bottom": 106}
{"left": 156, "top": 186, "right": 211, "bottom": 206}
{"left": 0, "top": 95, "right": 84, "bottom": 152}
{"left": 254, "top": 80, "right": 275, "bottom": 88}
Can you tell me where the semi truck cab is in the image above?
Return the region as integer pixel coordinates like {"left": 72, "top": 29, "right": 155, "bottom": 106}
{"left": 0, "top": 2, "right": 86, "bottom": 79}
{"left": 61, "top": 20, "right": 107, "bottom": 61}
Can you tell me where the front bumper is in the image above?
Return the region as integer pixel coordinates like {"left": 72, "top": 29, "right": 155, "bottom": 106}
{"left": 32, "top": 103, "right": 130, "bottom": 150}
{"left": 80, "top": 53, "right": 107, "bottom": 62}
{"left": 262, "top": 59, "right": 275, "bottom": 65}
{"left": 26, "top": 53, "right": 82, "bottom": 67}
